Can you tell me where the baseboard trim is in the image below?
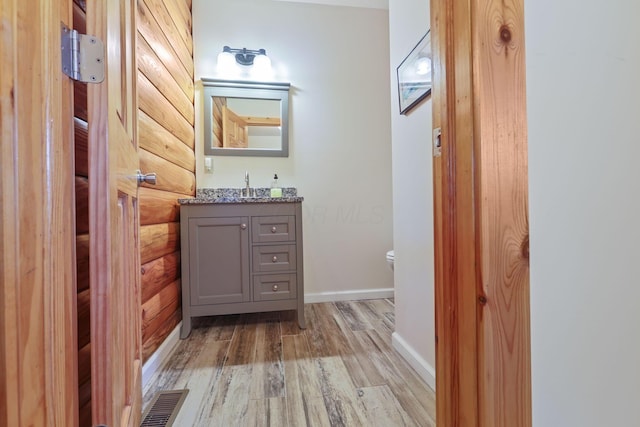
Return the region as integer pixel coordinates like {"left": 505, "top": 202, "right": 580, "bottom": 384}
{"left": 391, "top": 332, "right": 436, "bottom": 392}
{"left": 304, "top": 288, "right": 394, "bottom": 303}
{"left": 142, "top": 321, "right": 182, "bottom": 389}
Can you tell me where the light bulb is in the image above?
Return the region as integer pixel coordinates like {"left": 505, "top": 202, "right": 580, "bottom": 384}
{"left": 217, "top": 51, "right": 236, "bottom": 74}
{"left": 252, "top": 54, "right": 272, "bottom": 76}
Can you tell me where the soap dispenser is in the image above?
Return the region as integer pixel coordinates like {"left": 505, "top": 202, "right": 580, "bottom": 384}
{"left": 270, "top": 174, "right": 282, "bottom": 198}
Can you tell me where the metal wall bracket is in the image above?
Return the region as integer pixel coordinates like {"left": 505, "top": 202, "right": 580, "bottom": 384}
{"left": 61, "top": 23, "right": 105, "bottom": 83}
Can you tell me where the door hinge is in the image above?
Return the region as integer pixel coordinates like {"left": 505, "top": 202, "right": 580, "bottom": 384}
{"left": 61, "top": 23, "right": 105, "bottom": 83}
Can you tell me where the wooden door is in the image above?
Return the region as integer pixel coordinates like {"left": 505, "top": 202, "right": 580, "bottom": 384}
{"left": 430, "top": 0, "right": 531, "bottom": 426}
{"left": 87, "top": 0, "right": 142, "bottom": 425}
{"left": 222, "top": 105, "right": 249, "bottom": 148}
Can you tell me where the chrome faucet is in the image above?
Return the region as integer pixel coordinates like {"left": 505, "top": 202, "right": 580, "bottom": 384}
{"left": 243, "top": 171, "right": 254, "bottom": 197}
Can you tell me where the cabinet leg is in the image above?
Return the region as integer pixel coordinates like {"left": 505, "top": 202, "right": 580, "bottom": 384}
{"left": 297, "top": 307, "right": 306, "bottom": 329}
{"left": 180, "top": 316, "right": 192, "bottom": 339}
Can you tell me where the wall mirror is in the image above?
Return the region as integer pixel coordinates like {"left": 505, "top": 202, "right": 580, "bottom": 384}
{"left": 202, "top": 78, "right": 290, "bottom": 157}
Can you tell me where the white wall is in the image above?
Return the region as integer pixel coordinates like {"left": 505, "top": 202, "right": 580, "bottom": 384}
{"left": 526, "top": 2, "right": 640, "bottom": 426}
{"left": 387, "top": 0, "right": 435, "bottom": 388}
{"left": 193, "top": 0, "right": 393, "bottom": 297}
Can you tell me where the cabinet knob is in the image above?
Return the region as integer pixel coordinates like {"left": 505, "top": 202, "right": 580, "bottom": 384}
{"left": 272, "top": 256, "right": 278, "bottom": 263}
{"left": 271, "top": 226, "right": 277, "bottom": 233}
{"left": 241, "top": 223, "right": 247, "bottom": 230}
{"left": 272, "top": 284, "right": 279, "bottom": 292}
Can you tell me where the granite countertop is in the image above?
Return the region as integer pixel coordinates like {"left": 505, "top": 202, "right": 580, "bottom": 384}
{"left": 178, "top": 187, "right": 303, "bottom": 205}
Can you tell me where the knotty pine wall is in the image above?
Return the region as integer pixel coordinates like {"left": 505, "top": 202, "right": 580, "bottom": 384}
{"left": 73, "top": 1, "right": 91, "bottom": 424}
{"left": 136, "top": 0, "right": 195, "bottom": 362}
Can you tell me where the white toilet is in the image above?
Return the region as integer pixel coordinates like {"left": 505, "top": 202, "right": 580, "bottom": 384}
{"left": 386, "top": 250, "right": 395, "bottom": 271}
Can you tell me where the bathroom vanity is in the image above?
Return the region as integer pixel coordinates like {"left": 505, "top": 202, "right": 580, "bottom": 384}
{"left": 178, "top": 189, "right": 305, "bottom": 338}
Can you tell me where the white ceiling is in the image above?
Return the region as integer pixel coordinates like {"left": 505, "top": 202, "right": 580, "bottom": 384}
{"left": 271, "top": 0, "right": 388, "bottom": 10}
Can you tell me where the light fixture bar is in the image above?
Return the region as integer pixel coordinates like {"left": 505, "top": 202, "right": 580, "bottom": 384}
{"left": 222, "top": 46, "right": 268, "bottom": 66}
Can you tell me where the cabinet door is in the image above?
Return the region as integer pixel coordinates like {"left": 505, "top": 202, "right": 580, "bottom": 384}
{"left": 189, "top": 216, "right": 250, "bottom": 305}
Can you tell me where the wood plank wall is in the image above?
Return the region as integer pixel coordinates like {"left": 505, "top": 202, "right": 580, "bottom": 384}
{"left": 72, "top": 1, "right": 92, "bottom": 425}
{"left": 136, "top": 0, "right": 195, "bottom": 362}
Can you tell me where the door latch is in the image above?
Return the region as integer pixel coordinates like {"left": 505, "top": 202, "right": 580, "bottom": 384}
{"left": 433, "top": 127, "right": 442, "bottom": 157}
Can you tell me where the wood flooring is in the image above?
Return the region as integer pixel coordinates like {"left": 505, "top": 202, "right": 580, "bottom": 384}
{"left": 142, "top": 299, "right": 436, "bottom": 426}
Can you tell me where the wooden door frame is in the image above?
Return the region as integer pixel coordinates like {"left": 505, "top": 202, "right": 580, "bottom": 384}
{"left": 1, "top": 0, "right": 78, "bottom": 426}
{"left": 431, "top": 0, "right": 531, "bottom": 426}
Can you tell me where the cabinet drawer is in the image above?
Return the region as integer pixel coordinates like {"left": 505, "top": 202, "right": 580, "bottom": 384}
{"left": 252, "top": 244, "right": 296, "bottom": 272}
{"left": 253, "top": 274, "right": 297, "bottom": 301}
{"left": 252, "top": 216, "right": 295, "bottom": 243}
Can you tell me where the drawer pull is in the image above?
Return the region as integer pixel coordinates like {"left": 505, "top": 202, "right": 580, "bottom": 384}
{"left": 271, "top": 226, "right": 277, "bottom": 233}
{"left": 272, "top": 284, "right": 279, "bottom": 292}
{"left": 272, "top": 256, "right": 278, "bottom": 263}
{"left": 241, "top": 223, "right": 247, "bottom": 230}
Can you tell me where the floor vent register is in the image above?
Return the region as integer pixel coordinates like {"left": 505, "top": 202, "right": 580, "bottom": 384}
{"left": 140, "top": 389, "right": 189, "bottom": 427}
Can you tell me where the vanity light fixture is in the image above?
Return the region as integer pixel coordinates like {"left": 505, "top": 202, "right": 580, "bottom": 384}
{"left": 218, "top": 46, "right": 271, "bottom": 67}
{"left": 217, "top": 46, "right": 273, "bottom": 78}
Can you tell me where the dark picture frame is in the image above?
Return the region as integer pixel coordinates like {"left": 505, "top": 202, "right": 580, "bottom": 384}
{"left": 396, "top": 30, "right": 432, "bottom": 115}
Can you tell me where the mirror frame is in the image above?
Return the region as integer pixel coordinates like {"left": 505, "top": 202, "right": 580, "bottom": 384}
{"left": 201, "top": 78, "right": 291, "bottom": 157}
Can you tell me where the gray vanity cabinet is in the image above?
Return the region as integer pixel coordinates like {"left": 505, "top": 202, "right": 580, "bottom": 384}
{"left": 179, "top": 202, "right": 305, "bottom": 338}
